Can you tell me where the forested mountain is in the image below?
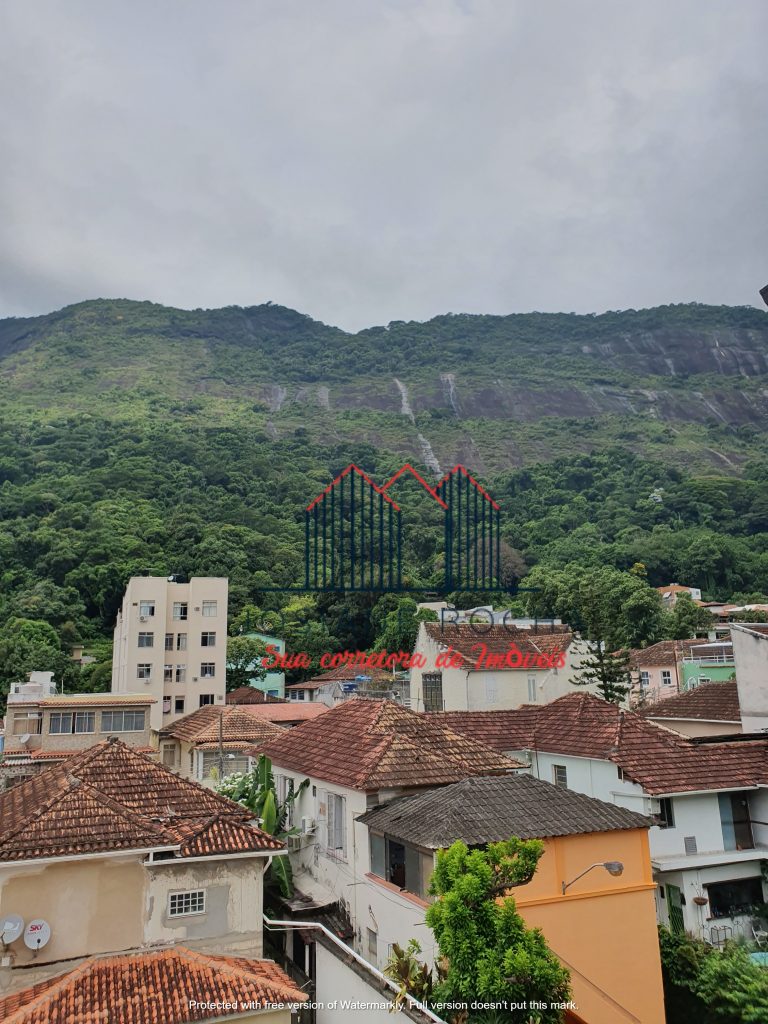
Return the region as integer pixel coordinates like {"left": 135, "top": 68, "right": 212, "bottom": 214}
{"left": 1, "top": 297, "right": 767, "bottom": 690}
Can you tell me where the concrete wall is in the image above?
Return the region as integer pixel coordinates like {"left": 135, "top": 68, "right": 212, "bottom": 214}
{"left": 145, "top": 857, "right": 265, "bottom": 957}
{"left": 0, "top": 855, "right": 146, "bottom": 968}
{"left": 732, "top": 625, "right": 768, "bottom": 731}
{"left": 113, "top": 577, "right": 228, "bottom": 729}
{"left": 644, "top": 717, "right": 742, "bottom": 737}
{"left": 314, "top": 941, "right": 428, "bottom": 1024}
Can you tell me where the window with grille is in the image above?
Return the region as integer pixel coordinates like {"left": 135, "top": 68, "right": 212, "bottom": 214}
{"left": 552, "top": 764, "right": 568, "bottom": 788}
{"left": 202, "top": 601, "right": 218, "bottom": 617}
{"left": 168, "top": 890, "right": 205, "bottom": 917}
{"left": 422, "top": 672, "right": 443, "bottom": 712}
{"left": 201, "top": 632, "right": 216, "bottom": 647}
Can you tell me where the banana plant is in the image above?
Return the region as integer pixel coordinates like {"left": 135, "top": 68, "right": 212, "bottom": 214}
{"left": 217, "top": 755, "right": 309, "bottom": 897}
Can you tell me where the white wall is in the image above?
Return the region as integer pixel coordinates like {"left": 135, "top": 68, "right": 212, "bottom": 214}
{"left": 409, "top": 624, "right": 588, "bottom": 712}
{"left": 732, "top": 626, "right": 768, "bottom": 731}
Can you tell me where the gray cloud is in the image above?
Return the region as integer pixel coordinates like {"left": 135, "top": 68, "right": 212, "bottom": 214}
{"left": 0, "top": 0, "right": 766, "bottom": 330}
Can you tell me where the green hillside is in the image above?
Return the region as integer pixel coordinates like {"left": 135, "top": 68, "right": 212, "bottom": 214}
{"left": 1, "top": 297, "right": 768, "bottom": 695}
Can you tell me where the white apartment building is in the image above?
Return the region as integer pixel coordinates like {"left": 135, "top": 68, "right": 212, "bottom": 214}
{"left": 112, "top": 576, "right": 228, "bottom": 730}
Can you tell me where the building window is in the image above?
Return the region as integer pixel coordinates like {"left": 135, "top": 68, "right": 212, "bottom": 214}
{"left": 164, "top": 665, "right": 173, "bottom": 682}
{"left": 172, "top": 602, "right": 188, "bottom": 621}
{"left": 200, "top": 663, "right": 216, "bottom": 678}
{"left": 201, "top": 632, "right": 216, "bottom": 647}
{"left": 367, "top": 928, "right": 378, "bottom": 962}
{"left": 12, "top": 712, "right": 43, "bottom": 736}
{"left": 657, "top": 797, "right": 675, "bottom": 829}
{"left": 162, "top": 743, "right": 177, "bottom": 767}
{"left": 168, "top": 890, "right": 205, "bottom": 917}
{"left": 176, "top": 633, "right": 187, "bottom": 651}
{"left": 174, "top": 697, "right": 185, "bottom": 714}
{"left": 290, "top": 689, "right": 305, "bottom": 701}
{"left": 368, "top": 832, "right": 433, "bottom": 900}
{"left": 553, "top": 765, "right": 568, "bottom": 788}
{"left": 323, "top": 792, "right": 347, "bottom": 858}
{"left": 164, "top": 633, "right": 174, "bottom": 651}
{"left": 706, "top": 877, "right": 764, "bottom": 919}
{"left": 137, "top": 664, "right": 152, "bottom": 680}
{"left": 639, "top": 670, "right": 650, "bottom": 688}
{"left": 175, "top": 665, "right": 187, "bottom": 683}
{"left": 422, "top": 672, "right": 443, "bottom": 712}
{"left": 661, "top": 670, "right": 673, "bottom": 686}
{"left": 137, "top": 632, "right": 154, "bottom": 648}
{"left": 202, "top": 600, "right": 218, "bottom": 617}
{"left": 102, "top": 710, "right": 146, "bottom": 732}
{"left": 201, "top": 751, "right": 249, "bottom": 779}
{"left": 199, "top": 694, "right": 215, "bottom": 706}
{"left": 139, "top": 601, "right": 155, "bottom": 617}
{"left": 50, "top": 711, "right": 95, "bottom": 735}
{"left": 275, "top": 775, "right": 296, "bottom": 828}
{"left": 527, "top": 676, "right": 537, "bottom": 703}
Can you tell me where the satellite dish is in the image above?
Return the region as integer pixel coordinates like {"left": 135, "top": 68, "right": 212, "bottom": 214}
{"left": 23, "top": 919, "right": 51, "bottom": 951}
{"left": 0, "top": 915, "right": 24, "bottom": 943}
{"left": 19, "top": 734, "right": 31, "bottom": 745}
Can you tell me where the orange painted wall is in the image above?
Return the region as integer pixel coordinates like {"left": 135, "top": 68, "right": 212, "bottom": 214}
{"left": 513, "top": 829, "right": 665, "bottom": 1024}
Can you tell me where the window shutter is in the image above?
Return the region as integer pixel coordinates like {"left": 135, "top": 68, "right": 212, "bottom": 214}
{"left": 318, "top": 789, "right": 329, "bottom": 849}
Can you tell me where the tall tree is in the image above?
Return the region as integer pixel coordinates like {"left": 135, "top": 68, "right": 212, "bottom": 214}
{"left": 571, "top": 639, "right": 631, "bottom": 703}
{"left": 425, "top": 838, "right": 571, "bottom": 1023}
{"left": 225, "top": 635, "right": 268, "bottom": 692}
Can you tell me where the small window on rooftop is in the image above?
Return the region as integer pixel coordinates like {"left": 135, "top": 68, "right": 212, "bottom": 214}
{"left": 553, "top": 765, "right": 568, "bottom": 788}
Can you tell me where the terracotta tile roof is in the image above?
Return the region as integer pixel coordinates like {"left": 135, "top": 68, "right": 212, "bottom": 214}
{"left": 261, "top": 698, "right": 522, "bottom": 791}
{"left": 628, "top": 640, "right": 688, "bottom": 669}
{"left": 226, "top": 686, "right": 286, "bottom": 704}
{"left": 0, "top": 946, "right": 306, "bottom": 1024}
{"left": 639, "top": 680, "right": 741, "bottom": 723}
{"left": 290, "top": 664, "right": 395, "bottom": 687}
{"left": 26, "top": 746, "right": 156, "bottom": 760}
{"left": 240, "top": 702, "right": 329, "bottom": 723}
{"left": 423, "top": 623, "right": 572, "bottom": 670}
{"left": 34, "top": 693, "right": 156, "bottom": 706}
{"left": 160, "top": 705, "right": 284, "bottom": 747}
{"left": 359, "top": 773, "right": 651, "bottom": 847}
{"left": 0, "top": 739, "right": 282, "bottom": 862}
{"left": 435, "top": 692, "right": 768, "bottom": 796}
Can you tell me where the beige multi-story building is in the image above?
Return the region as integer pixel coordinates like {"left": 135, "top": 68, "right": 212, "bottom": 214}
{"left": 112, "top": 576, "right": 228, "bottom": 730}
{"left": 2, "top": 671, "right": 155, "bottom": 786}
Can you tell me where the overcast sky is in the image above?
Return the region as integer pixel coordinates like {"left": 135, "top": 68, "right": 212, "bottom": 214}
{"left": 0, "top": 1, "right": 766, "bottom": 331}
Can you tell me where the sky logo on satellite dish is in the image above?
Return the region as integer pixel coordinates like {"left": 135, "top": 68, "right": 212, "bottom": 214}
{"left": 0, "top": 915, "right": 52, "bottom": 955}
{"left": 283, "top": 462, "right": 511, "bottom": 594}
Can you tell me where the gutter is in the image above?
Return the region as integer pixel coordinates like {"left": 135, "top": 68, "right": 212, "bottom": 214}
{"left": 263, "top": 915, "right": 446, "bottom": 1024}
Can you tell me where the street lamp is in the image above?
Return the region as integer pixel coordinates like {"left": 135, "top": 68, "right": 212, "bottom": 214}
{"left": 561, "top": 861, "right": 624, "bottom": 895}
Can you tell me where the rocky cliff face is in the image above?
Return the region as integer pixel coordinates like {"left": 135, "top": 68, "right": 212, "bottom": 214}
{"left": 1, "top": 299, "right": 766, "bottom": 473}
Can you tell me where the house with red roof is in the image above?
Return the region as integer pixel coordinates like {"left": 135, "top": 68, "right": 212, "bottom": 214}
{"left": 258, "top": 697, "right": 522, "bottom": 968}
{"left": 437, "top": 692, "right": 768, "bottom": 944}
{"left": 0, "top": 739, "right": 284, "bottom": 992}
{"left": 408, "top": 621, "right": 588, "bottom": 712}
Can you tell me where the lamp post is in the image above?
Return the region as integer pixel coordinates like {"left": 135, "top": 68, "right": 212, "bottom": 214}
{"left": 561, "top": 861, "right": 624, "bottom": 895}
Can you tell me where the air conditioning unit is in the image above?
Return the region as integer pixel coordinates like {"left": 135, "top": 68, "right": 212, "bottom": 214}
{"left": 301, "top": 817, "right": 317, "bottom": 835}
{"left": 139, "top": 615, "right": 148, "bottom": 623}
{"left": 192, "top": 676, "right": 198, "bottom": 682}
{"left": 287, "top": 835, "right": 303, "bottom": 852}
